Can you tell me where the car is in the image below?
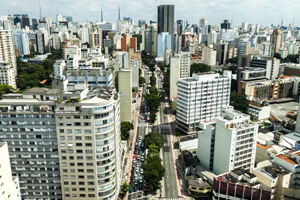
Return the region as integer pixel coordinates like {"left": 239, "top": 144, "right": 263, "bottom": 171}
{"left": 141, "top": 156, "right": 144, "bottom": 162}
{"left": 138, "top": 150, "right": 141, "bottom": 155}
{"left": 133, "top": 159, "right": 136, "bottom": 163}
{"left": 139, "top": 182, "right": 143, "bottom": 190}
{"left": 139, "top": 135, "right": 142, "bottom": 140}
{"left": 135, "top": 179, "right": 138, "bottom": 185}
{"left": 133, "top": 186, "right": 137, "bottom": 192}
{"left": 142, "top": 143, "right": 144, "bottom": 148}
{"left": 136, "top": 167, "right": 139, "bottom": 172}
{"left": 129, "top": 187, "right": 133, "bottom": 193}
{"left": 135, "top": 141, "right": 138, "bottom": 146}
{"left": 141, "top": 152, "right": 145, "bottom": 156}
{"left": 134, "top": 148, "right": 137, "bottom": 154}
{"left": 140, "top": 168, "right": 143, "bottom": 174}
{"left": 136, "top": 162, "right": 139, "bottom": 167}
{"left": 133, "top": 154, "right": 136, "bottom": 159}
{"left": 139, "top": 176, "right": 143, "bottom": 183}
{"left": 137, "top": 155, "right": 140, "bottom": 160}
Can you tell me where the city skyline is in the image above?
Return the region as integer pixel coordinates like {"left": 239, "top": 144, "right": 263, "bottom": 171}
{"left": 1, "top": 0, "right": 300, "bottom": 27}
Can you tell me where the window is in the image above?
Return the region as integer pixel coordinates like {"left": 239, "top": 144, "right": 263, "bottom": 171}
{"left": 70, "top": 163, "right": 75, "bottom": 166}
{"left": 67, "top": 129, "right": 72, "bottom": 133}
{"left": 59, "top": 107, "right": 64, "bottom": 110}
{"left": 78, "top": 164, "right": 84, "bottom": 167}
{"left": 76, "top": 143, "right": 82, "bottom": 147}
{"left": 75, "top": 136, "right": 82, "bottom": 140}
{"left": 78, "top": 175, "right": 84, "bottom": 179}
{"left": 64, "top": 188, "right": 69, "bottom": 191}
{"left": 63, "top": 175, "right": 68, "bottom": 179}
{"left": 74, "top": 122, "right": 81, "bottom": 126}
{"left": 77, "top": 156, "right": 83, "bottom": 160}
{"left": 80, "top": 194, "right": 86, "bottom": 197}
{"left": 74, "top": 115, "right": 80, "bottom": 119}
{"left": 72, "top": 188, "right": 76, "bottom": 191}
{"left": 63, "top": 169, "right": 68, "bottom": 173}
{"left": 59, "top": 123, "right": 64, "bottom": 126}
{"left": 86, "top": 163, "right": 93, "bottom": 166}
{"left": 86, "top": 150, "right": 92, "bottom": 154}
{"left": 85, "top": 143, "right": 92, "bottom": 147}
{"left": 86, "top": 156, "right": 93, "bottom": 160}
{"left": 70, "top": 169, "right": 75, "bottom": 173}
{"left": 88, "top": 188, "right": 95, "bottom": 191}
{"left": 79, "top": 182, "right": 85, "bottom": 185}
{"left": 66, "top": 116, "right": 71, "bottom": 119}
{"left": 68, "top": 149, "right": 74, "bottom": 153}
{"left": 66, "top": 122, "right": 72, "bottom": 126}
{"left": 72, "top": 194, "right": 77, "bottom": 197}
{"left": 62, "top": 156, "right": 67, "bottom": 160}
{"left": 85, "top": 136, "right": 92, "bottom": 140}
{"left": 87, "top": 169, "right": 94, "bottom": 173}
{"left": 59, "top": 129, "right": 64, "bottom": 133}
{"left": 88, "top": 194, "right": 95, "bottom": 197}
{"left": 60, "top": 143, "right": 65, "bottom": 147}
{"left": 83, "top": 115, "right": 91, "bottom": 119}
{"left": 64, "top": 181, "right": 69, "bottom": 185}
{"left": 84, "top": 122, "right": 91, "bottom": 126}
{"left": 69, "top": 156, "right": 74, "bottom": 160}
{"left": 71, "top": 182, "right": 76, "bottom": 185}
{"left": 87, "top": 182, "right": 94, "bottom": 185}
{"left": 61, "top": 150, "right": 66, "bottom": 153}
{"left": 77, "top": 150, "right": 83, "bottom": 153}
{"left": 87, "top": 175, "right": 94, "bottom": 179}
{"left": 84, "top": 129, "right": 91, "bottom": 133}
{"left": 79, "top": 188, "right": 85, "bottom": 191}
{"left": 67, "top": 136, "right": 72, "bottom": 140}
{"left": 60, "top": 136, "right": 65, "bottom": 140}
{"left": 75, "top": 129, "right": 81, "bottom": 133}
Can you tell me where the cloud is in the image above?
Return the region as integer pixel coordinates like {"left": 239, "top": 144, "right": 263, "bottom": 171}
{"left": 1, "top": 0, "right": 300, "bottom": 27}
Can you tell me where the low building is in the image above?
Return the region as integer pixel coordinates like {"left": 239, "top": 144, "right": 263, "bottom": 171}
{"left": 179, "top": 134, "right": 198, "bottom": 152}
{"left": 247, "top": 100, "right": 271, "bottom": 120}
{"left": 0, "top": 62, "right": 16, "bottom": 88}
{"left": 276, "top": 132, "right": 300, "bottom": 150}
{"left": 213, "top": 168, "right": 272, "bottom": 200}
{"left": 181, "top": 150, "right": 199, "bottom": 175}
{"left": 186, "top": 175, "right": 212, "bottom": 199}
{"left": 252, "top": 161, "right": 293, "bottom": 200}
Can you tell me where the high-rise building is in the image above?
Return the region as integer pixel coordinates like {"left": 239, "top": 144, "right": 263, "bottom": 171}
{"left": 144, "top": 26, "right": 157, "bottom": 56}
{"left": 199, "top": 18, "right": 207, "bottom": 29}
{"left": 198, "top": 106, "right": 258, "bottom": 174}
{"left": 177, "top": 71, "right": 231, "bottom": 133}
{"left": 157, "top": 5, "right": 174, "bottom": 51}
{"left": 55, "top": 86, "right": 122, "bottom": 200}
{"left": 0, "top": 29, "right": 17, "bottom": 75}
{"left": 117, "top": 68, "right": 132, "bottom": 122}
{"left": 138, "top": 20, "right": 146, "bottom": 28}
{"left": 0, "top": 142, "right": 21, "bottom": 200}
{"left": 156, "top": 32, "right": 171, "bottom": 58}
{"left": 214, "top": 43, "right": 228, "bottom": 65}
{"left": 62, "top": 16, "right": 73, "bottom": 22}
{"left": 36, "top": 30, "right": 45, "bottom": 54}
{"left": 270, "top": 29, "right": 282, "bottom": 53}
{"left": 241, "top": 21, "right": 248, "bottom": 32}
{"left": 170, "top": 51, "right": 190, "bottom": 98}
{"left": 0, "top": 62, "right": 16, "bottom": 88}
{"left": 12, "top": 29, "right": 30, "bottom": 55}
{"left": 52, "top": 31, "right": 62, "bottom": 50}
{"left": 221, "top": 19, "right": 231, "bottom": 30}
{"left": 202, "top": 46, "right": 217, "bottom": 66}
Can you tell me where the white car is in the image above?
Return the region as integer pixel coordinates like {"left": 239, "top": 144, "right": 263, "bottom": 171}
{"left": 139, "top": 135, "right": 142, "bottom": 140}
{"left": 136, "top": 167, "right": 139, "bottom": 172}
{"left": 134, "top": 174, "right": 138, "bottom": 180}
{"left": 133, "top": 159, "right": 136, "bottom": 163}
{"left": 140, "top": 168, "right": 143, "bottom": 174}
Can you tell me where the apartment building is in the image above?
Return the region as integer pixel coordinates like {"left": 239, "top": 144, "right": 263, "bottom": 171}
{"left": 0, "top": 142, "right": 21, "bottom": 200}
{"left": 56, "top": 86, "right": 122, "bottom": 200}
{"left": 202, "top": 46, "right": 216, "bottom": 66}
{"left": 117, "top": 68, "right": 132, "bottom": 122}
{"left": 0, "top": 61, "right": 16, "bottom": 88}
{"left": 247, "top": 100, "right": 270, "bottom": 120}
{"left": 0, "top": 29, "right": 17, "bottom": 76}
{"left": 170, "top": 51, "right": 190, "bottom": 98}
{"left": 198, "top": 106, "right": 258, "bottom": 174}
{"left": 176, "top": 71, "right": 231, "bottom": 133}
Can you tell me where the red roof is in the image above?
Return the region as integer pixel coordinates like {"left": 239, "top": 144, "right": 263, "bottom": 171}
{"left": 276, "top": 154, "right": 297, "bottom": 165}
{"left": 257, "top": 143, "right": 272, "bottom": 150}
{"left": 279, "top": 75, "right": 291, "bottom": 79}
{"left": 40, "top": 79, "right": 46, "bottom": 84}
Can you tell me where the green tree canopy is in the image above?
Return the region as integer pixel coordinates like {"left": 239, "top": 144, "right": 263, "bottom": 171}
{"left": 0, "top": 85, "right": 16, "bottom": 98}
{"left": 228, "top": 65, "right": 238, "bottom": 74}
{"left": 82, "top": 42, "right": 90, "bottom": 48}
{"left": 143, "top": 131, "right": 166, "bottom": 148}
{"left": 139, "top": 76, "right": 146, "bottom": 85}
{"left": 121, "top": 122, "right": 134, "bottom": 140}
{"left": 120, "top": 182, "right": 131, "bottom": 196}
{"left": 230, "top": 91, "right": 249, "bottom": 113}
{"left": 150, "top": 72, "right": 157, "bottom": 87}
{"left": 226, "top": 57, "right": 238, "bottom": 64}
{"left": 144, "top": 155, "right": 165, "bottom": 190}
{"left": 148, "top": 144, "right": 159, "bottom": 157}
{"left": 190, "top": 63, "right": 211, "bottom": 75}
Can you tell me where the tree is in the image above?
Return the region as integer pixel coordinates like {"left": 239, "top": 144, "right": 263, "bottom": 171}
{"left": 230, "top": 91, "right": 249, "bottom": 113}
{"left": 226, "top": 57, "right": 238, "bottom": 64}
{"left": 150, "top": 72, "right": 156, "bottom": 87}
{"left": 120, "top": 182, "right": 131, "bottom": 196}
{"left": 190, "top": 63, "right": 211, "bottom": 75}
{"left": 139, "top": 68, "right": 142, "bottom": 76}
{"left": 274, "top": 53, "right": 281, "bottom": 60}
{"left": 139, "top": 76, "right": 146, "bottom": 85}
{"left": 144, "top": 155, "right": 165, "bottom": 190}
{"left": 0, "top": 85, "right": 15, "bottom": 98}
{"left": 228, "top": 65, "right": 238, "bottom": 74}
{"left": 121, "top": 122, "right": 134, "bottom": 140}
{"left": 143, "top": 132, "right": 166, "bottom": 148}
{"left": 148, "top": 144, "right": 159, "bottom": 157}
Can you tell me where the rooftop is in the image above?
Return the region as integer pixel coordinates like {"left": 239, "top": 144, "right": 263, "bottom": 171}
{"left": 179, "top": 134, "right": 198, "bottom": 142}
{"left": 186, "top": 175, "right": 210, "bottom": 187}
{"left": 257, "top": 143, "right": 272, "bottom": 150}
{"left": 231, "top": 168, "right": 256, "bottom": 179}
{"left": 276, "top": 154, "right": 298, "bottom": 165}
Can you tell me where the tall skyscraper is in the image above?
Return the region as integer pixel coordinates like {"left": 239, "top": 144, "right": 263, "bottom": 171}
{"left": 170, "top": 51, "right": 190, "bottom": 98}
{"left": 12, "top": 29, "right": 30, "bottom": 55}
{"left": 0, "top": 29, "right": 17, "bottom": 75}
{"left": 157, "top": 5, "right": 174, "bottom": 51}
{"left": 118, "top": 68, "right": 132, "bottom": 122}
{"left": 199, "top": 18, "right": 207, "bottom": 28}
{"left": 156, "top": 32, "right": 171, "bottom": 58}
{"left": 242, "top": 21, "right": 248, "bottom": 32}
{"left": 270, "top": 29, "right": 282, "bottom": 53}
{"left": 198, "top": 106, "right": 258, "bottom": 174}
{"left": 221, "top": 19, "right": 231, "bottom": 30}
{"left": 176, "top": 71, "right": 231, "bottom": 133}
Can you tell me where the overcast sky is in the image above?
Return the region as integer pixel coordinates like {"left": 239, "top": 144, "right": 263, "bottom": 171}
{"left": 1, "top": 0, "right": 300, "bottom": 27}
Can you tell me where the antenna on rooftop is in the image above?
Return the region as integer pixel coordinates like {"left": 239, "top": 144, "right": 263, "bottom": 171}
{"left": 101, "top": 8, "right": 103, "bottom": 22}
{"left": 39, "top": 2, "right": 42, "bottom": 20}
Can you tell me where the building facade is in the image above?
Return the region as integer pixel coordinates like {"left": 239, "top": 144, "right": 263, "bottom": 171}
{"left": 0, "top": 29, "right": 17, "bottom": 75}
{"left": 0, "top": 61, "right": 16, "bottom": 88}
{"left": 177, "top": 72, "right": 231, "bottom": 133}
{"left": 156, "top": 32, "right": 171, "bottom": 58}
{"left": 157, "top": 5, "right": 174, "bottom": 51}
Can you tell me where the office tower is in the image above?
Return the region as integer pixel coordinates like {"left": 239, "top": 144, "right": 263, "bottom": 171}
{"left": 198, "top": 106, "right": 258, "bottom": 174}
{"left": 138, "top": 20, "right": 146, "bottom": 28}
{"left": 202, "top": 46, "right": 217, "bottom": 66}
{"left": 0, "top": 142, "right": 21, "bottom": 200}
{"left": 250, "top": 56, "right": 280, "bottom": 80}
{"left": 32, "top": 18, "right": 38, "bottom": 30}
{"left": 214, "top": 43, "right": 228, "bottom": 65}
{"left": 89, "top": 30, "right": 102, "bottom": 48}
{"left": 130, "top": 55, "right": 140, "bottom": 88}
{"left": 177, "top": 71, "right": 231, "bottom": 133}
{"left": 118, "top": 68, "right": 132, "bottom": 122}
{"left": 21, "top": 16, "right": 30, "bottom": 29}
{"left": 0, "top": 89, "right": 62, "bottom": 200}
{"left": 13, "top": 16, "right": 22, "bottom": 27}
{"left": 52, "top": 31, "right": 62, "bottom": 50}
{"left": 62, "top": 16, "right": 73, "bottom": 22}
{"left": 221, "top": 19, "right": 231, "bottom": 30}
{"left": 156, "top": 32, "right": 171, "bottom": 58}
{"left": 115, "top": 51, "right": 129, "bottom": 68}
{"left": 157, "top": 5, "right": 174, "bottom": 51}
{"left": 199, "top": 18, "right": 207, "bottom": 28}
{"left": 56, "top": 87, "right": 122, "bottom": 200}
{"left": 120, "top": 34, "right": 127, "bottom": 51}
{"left": 36, "top": 30, "right": 45, "bottom": 54}
{"left": 12, "top": 29, "right": 30, "bottom": 55}
{"left": 270, "top": 29, "right": 282, "bottom": 53}
{"left": 79, "top": 27, "right": 89, "bottom": 44}
{"left": 170, "top": 51, "right": 190, "bottom": 98}
{"left": 0, "top": 29, "right": 17, "bottom": 75}
{"left": 0, "top": 62, "right": 16, "bottom": 88}
{"left": 191, "top": 24, "right": 199, "bottom": 35}
{"left": 241, "top": 21, "right": 248, "bottom": 32}
{"left": 144, "top": 26, "right": 157, "bottom": 56}
{"left": 130, "top": 37, "right": 137, "bottom": 52}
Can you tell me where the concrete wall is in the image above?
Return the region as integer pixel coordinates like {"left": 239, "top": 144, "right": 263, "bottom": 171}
{"left": 170, "top": 57, "right": 180, "bottom": 98}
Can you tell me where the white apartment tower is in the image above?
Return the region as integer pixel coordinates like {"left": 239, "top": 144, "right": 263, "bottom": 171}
{"left": 0, "top": 29, "right": 16, "bottom": 75}
{"left": 0, "top": 142, "right": 20, "bottom": 200}
{"left": 199, "top": 18, "right": 208, "bottom": 28}
{"left": 12, "top": 29, "right": 30, "bottom": 55}
{"left": 198, "top": 106, "right": 258, "bottom": 175}
{"left": 170, "top": 51, "right": 190, "bottom": 98}
{"left": 0, "top": 61, "right": 16, "bottom": 88}
{"left": 176, "top": 71, "right": 231, "bottom": 133}
{"left": 56, "top": 87, "right": 122, "bottom": 199}
{"left": 202, "top": 46, "right": 217, "bottom": 66}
